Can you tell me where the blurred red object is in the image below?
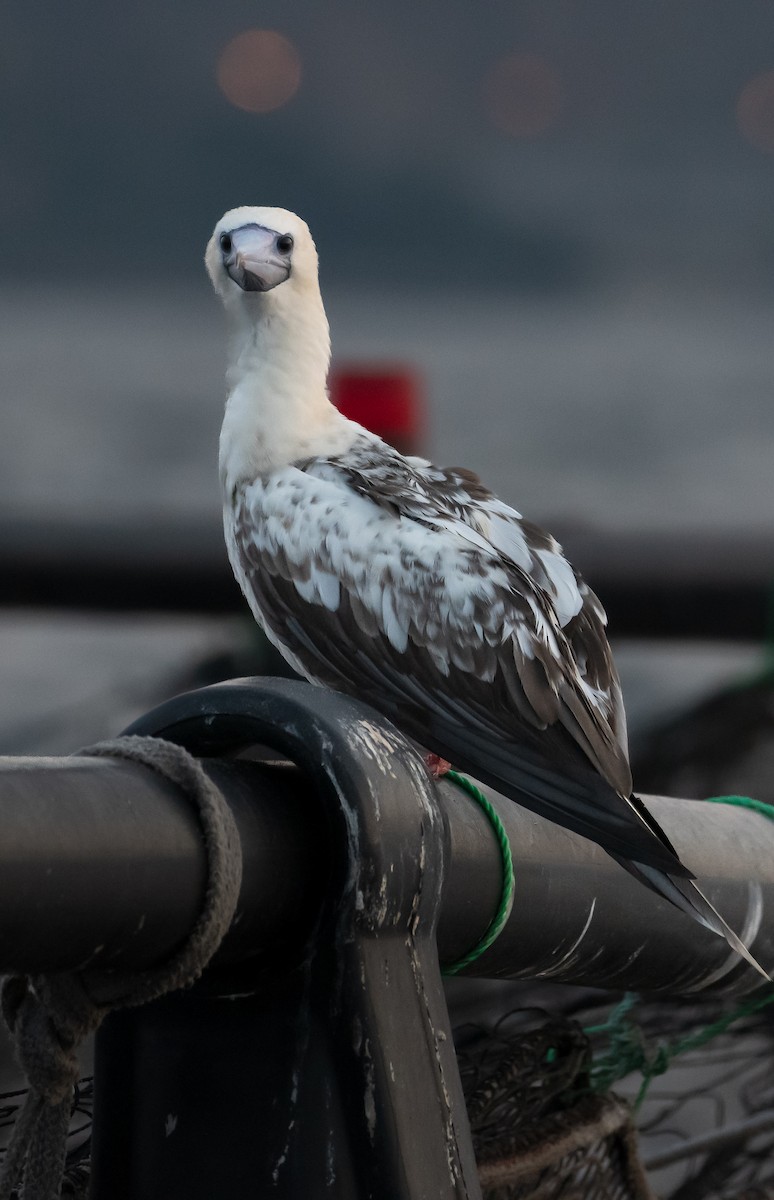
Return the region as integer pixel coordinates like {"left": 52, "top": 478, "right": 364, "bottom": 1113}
{"left": 329, "top": 367, "right": 424, "bottom": 456}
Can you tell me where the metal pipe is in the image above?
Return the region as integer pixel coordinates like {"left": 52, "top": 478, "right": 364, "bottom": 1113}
{"left": 0, "top": 516, "right": 771, "bottom": 638}
{"left": 437, "top": 781, "right": 774, "bottom": 994}
{"left": 0, "top": 756, "right": 326, "bottom": 973}
{"left": 0, "top": 752, "right": 771, "bottom": 993}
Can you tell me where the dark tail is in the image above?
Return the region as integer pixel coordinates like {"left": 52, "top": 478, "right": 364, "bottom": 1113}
{"left": 614, "top": 856, "right": 771, "bottom": 982}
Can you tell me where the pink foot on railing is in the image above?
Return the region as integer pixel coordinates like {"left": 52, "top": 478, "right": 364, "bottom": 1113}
{"left": 424, "top": 753, "right": 451, "bottom": 780}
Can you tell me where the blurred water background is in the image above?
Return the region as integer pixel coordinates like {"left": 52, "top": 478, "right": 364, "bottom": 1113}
{"left": 1, "top": 0, "right": 774, "bottom": 753}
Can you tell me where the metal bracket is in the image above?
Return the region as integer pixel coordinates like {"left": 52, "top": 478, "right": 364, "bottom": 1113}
{"left": 91, "top": 678, "right": 482, "bottom": 1200}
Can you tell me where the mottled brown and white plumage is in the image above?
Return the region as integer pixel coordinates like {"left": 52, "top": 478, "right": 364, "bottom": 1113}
{"left": 206, "top": 204, "right": 767, "bottom": 977}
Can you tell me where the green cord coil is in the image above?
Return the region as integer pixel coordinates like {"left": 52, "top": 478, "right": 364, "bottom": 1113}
{"left": 704, "top": 793, "right": 774, "bottom": 821}
{"left": 442, "top": 770, "right": 515, "bottom": 975}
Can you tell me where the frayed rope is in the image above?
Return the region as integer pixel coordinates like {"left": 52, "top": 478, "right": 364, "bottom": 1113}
{"left": 0, "top": 736, "right": 242, "bottom": 1200}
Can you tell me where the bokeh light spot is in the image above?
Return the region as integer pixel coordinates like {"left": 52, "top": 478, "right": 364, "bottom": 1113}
{"left": 736, "top": 71, "right": 774, "bottom": 154}
{"left": 483, "top": 53, "right": 563, "bottom": 139}
{"left": 216, "top": 30, "right": 301, "bottom": 114}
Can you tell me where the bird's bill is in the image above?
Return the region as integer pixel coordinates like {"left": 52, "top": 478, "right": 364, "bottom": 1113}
{"left": 224, "top": 225, "right": 291, "bottom": 293}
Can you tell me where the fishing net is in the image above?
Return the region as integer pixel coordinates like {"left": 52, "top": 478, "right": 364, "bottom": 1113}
{"left": 449, "top": 982, "right": 774, "bottom": 1200}
{"left": 0, "top": 983, "right": 773, "bottom": 1198}
{"left": 457, "top": 1009, "right": 653, "bottom": 1199}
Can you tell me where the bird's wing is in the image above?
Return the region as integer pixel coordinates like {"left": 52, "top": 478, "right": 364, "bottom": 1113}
{"left": 230, "top": 446, "right": 684, "bottom": 874}
{"left": 406, "top": 458, "right": 630, "bottom": 756}
{"left": 331, "top": 445, "right": 631, "bottom": 780}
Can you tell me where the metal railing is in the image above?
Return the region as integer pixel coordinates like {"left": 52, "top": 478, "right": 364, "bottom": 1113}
{"left": 2, "top": 518, "right": 772, "bottom": 638}
{"left": 1, "top": 679, "right": 772, "bottom": 1197}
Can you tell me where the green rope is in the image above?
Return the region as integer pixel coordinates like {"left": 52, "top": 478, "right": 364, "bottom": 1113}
{"left": 442, "top": 771, "right": 515, "bottom": 976}
{"left": 587, "top": 791, "right": 774, "bottom": 1107}
{"left": 588, "top": 989, "right": 774, "bottom": 1108}
{"left": 704, "top": 793, "right": 774, "bottom": 821}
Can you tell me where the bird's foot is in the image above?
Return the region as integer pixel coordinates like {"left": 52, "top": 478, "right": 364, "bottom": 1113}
{"left": 425, "top": 752, "right": 452, "bottom": 779}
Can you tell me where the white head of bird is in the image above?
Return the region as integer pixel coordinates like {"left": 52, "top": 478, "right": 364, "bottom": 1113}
{"left": 206, "top": 205, "right": 353, "bottom": 491}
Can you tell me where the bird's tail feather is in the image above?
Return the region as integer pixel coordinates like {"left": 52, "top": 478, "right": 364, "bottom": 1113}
{"left": 615, "top": 856, "right": 771, "bottom": 982}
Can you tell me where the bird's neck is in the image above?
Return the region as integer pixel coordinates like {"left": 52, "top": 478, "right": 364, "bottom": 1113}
{"left": 219, "top": 287, "right": 354, "bottom": 496}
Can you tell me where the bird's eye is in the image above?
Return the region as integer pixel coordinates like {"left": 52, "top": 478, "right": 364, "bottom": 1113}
{"left": 219, "top": 233, "right": 232, "bottom": 254}
{"left": 276, "top": 234, "right": 294, "bottom": 254}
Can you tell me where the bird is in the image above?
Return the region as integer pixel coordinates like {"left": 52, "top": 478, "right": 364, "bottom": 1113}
{"left": 205, "top": 204, "right": 768, "bottom": 979}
